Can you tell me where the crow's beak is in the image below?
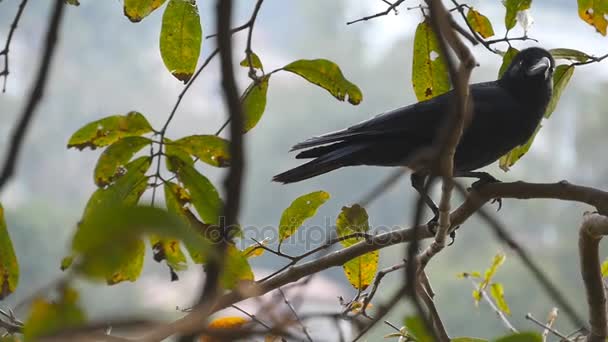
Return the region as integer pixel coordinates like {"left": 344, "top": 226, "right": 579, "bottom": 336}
{"left": 527, "top": 57, "right": 551, "bottom": 78}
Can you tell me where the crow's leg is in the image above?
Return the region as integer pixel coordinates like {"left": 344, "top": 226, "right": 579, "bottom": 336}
{"left": 455, "top": 171, "right": 503, "bottom": 211}
{"left": 410, "top": 173, "right": 456, "bottom": 243}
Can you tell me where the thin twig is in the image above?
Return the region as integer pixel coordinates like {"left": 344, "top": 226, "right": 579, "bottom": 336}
{"left": 542, "top": 308, "right": 559, "bottom": 342}
{"left": 466, "top": 276, "right": 517, "bottom": 332}
{"left": 277, "top": 288, "right": 313, "bottom": 342}
{"left": 526, "top": 313, "right": 574, "bottom": 342}
{"left": 346, "top": 0, "right": 406, "bottom": 25}
{"left": 0, "top": 0, "right": 65, "bottom": 193}
{"left": 230, "top": 304, "right": 273, "bottom": 331}
{"left": 0, "top": 0, "right": 28, "bottom": 92}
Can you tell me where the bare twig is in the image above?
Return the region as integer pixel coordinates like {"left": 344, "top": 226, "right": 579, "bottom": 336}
{"left": 542, "top": 308, "right": 559, "bottom": 342}
{"left": 526, "top": 313, "right": 573, "bottom": 342}
{"left": 230, "top": 305, "right": 273, "bottom": 331}
{"left": 0, "top": 0, "right": 65, "bottom": 193}
{"left": 347, "top": 0, "right": 406, "bottom": 25}
{"left": 0, "top": 0, "right": 28, "bottom": 92}
{"left": 277, "top": 288, "right": 313, "bottom": 342}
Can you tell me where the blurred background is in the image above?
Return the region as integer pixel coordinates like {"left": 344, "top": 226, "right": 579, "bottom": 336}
{"left": 0, "top": 0, "right": 607, "bottom": 340}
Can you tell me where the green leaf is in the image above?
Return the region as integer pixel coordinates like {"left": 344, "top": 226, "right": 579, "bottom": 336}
{"left": 160, "top": 0, "right": 203, "bottom": 82}
{"left": 404, "top": 316, "right": 432, "bottom": 342}
{"left": 412, "top": 20, "right": 450, "bottom": 101}
{"left": 170, "top": 135, "right": 231, "bottom": 167}
{"left": 499, "top": 124, "right": 541, "bottom": 171}
{"left": 466, "top": 8, "right": 495, "bottom": 38}
{"left": 164, "top": 138, "right": 194, "bottom": 172}
{"left": 481, "top": 253, "right": 506, "bottom": 290}
{"left": 23, "top": 287, "right": 86, "bottom": 341}
{"left": 65, "top": 0, "right": 80, "bottom": 5}
{"left": 453, "top": 338, "right": 488, "bottom": 342}
{"left": 490, "top": 282, "right": 511, "bottom": 315}
{"left": 0, "top": 204, "right": 18, "bottom": 300}
{"left": 105, "top": 239, "right": 145, "bottom": 285}
{"left": 240, "top": 52, "right": 263, "bottom": 70}
{"left": 498, "top": 47, "right": 519, "bottom": 78}
{"left": 494, "top": 332, "right": 542, "bottom": 342}
{"left": 124, "top": 0, "right": 167, "bottom": 22}
{"left": 336, "top": 205, "right": 377, "bottom": 290}
{"left": 549, "top": 48, "right": 591, "bottom": 63}
{"left": 283, "top": 59, "right": 362, "bottom": 105}
{"left": 60, "top": 256, "right": 74, "bottom": 271}
{"left": 242, "top": 76, "right": 270, "bottom": 133}
{"left": 602, "top": 258, "right": 608, "bottom": 277}
{"left": 278, "top": 191, "right": 330, "bottom": 242}
{"left": 171, "top": 157, "right": 222, "bottom": 225}
{"left": 503, "top": 0, "right": 532, "bottom": 30}
{"left": 577, "top": 0, "right": 608, "bottom": 35}
{"left": 242, "top": 237, "right": 270, "bottom": 258}
{"left": 544, "top": 65, "right": 574, "bottom": 118}
{"left": 67, "top": 112, "right": 153, "bottom": 150}
{"left": 94, "top": 136, "right": 152, "bottom": 187}
{"left": 150, "top": 235, "right": 188, "bottom": 272}
{"left": 221, "top": 244, "right": 254, "bottom": 289}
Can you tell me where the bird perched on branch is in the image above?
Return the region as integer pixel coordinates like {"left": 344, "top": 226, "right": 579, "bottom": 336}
{"left": 274, "top": 47, "right": 555, "bottom": 217}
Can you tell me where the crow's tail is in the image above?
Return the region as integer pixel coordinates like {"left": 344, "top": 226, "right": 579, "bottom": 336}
{"left": 273, "top": 144, "right": 364, "bottom": 184}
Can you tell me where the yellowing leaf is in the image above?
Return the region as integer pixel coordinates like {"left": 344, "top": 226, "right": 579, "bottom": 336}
{"left": 242, "top": 237, "right": 270, "bottom": 258}
{"left": 577, "top": 0, "right": 608, "bottom": 35}
{"left": 23, "top": 287, "right": 86, "bottom": 341}
{"left": 200, "top": 316, "right": 249, "bottom": 342}
{"left": 124, "top": 0, "right": 167, "bottom": 22}
{"left": 94, "top": 136, "right": 152, "bottom": 187}
{"left": 160, "top": 0, "right": 202, "bottom": 82}
{"left": 105, "top": 239, "right": 145, "bottom": 285}
{"left": 503, "top": 0, "right": 532, "bottom": 30}
{"left": 544, "top": 65, "right": 574, "bottom": 118}
{"left": 549, "top": 48, "right": 591, "bottom": 63}
{"left": 498, "top": 47, "right": 519, "bottom": 78}
{"left": 220, "top": 244, "right": 254, "bottom": 289}
{"left": 452, "top": 338, "right": 488, "bottom": 342}
{"left": 490, "top": 283, "right": 511, "bottom": 315}
{"left": 0, "top": 204, "right": 18, "bottom": 300}
{"left": 466, "top": 9, "right": 495, "bottom": 38}
{"left": 336, "top": 205, "right": 377, "bottom": 290}
{"left": 151, "top": 235, "right": 188, "bottom": 272}
{"left": 240, "top": 52, "right": 263, "bottom": 70}
{"left": 242, "top": 76, "right": 270, "bottom": 133}
{"left": 171, "top": 157, "right": 222, "bottom": 225}
{"left": 283, "top": 59, "right": 362, "bottom": 105}
{"left": 165, "top": 138, "right": 194, "bottom": 172}
{"left": 412, "top": 20, "right": 450, "bottom": 101}
{"left": 499, "top": 124, "right": 541, "bottom": 171}
{"left": 67, "top": 112, "right": 153, "bottom": 150}
{"left": 494, "top": 332, "right": 542, "bottom": 342}
{"left": 278, "top": 191, "right": 330, "bottom": 242}
{"left": 170, "top": 135, "right": 231, "bottom": 167}
{"left": 481, "top": 253, "right": 506, "bottom": 290}
{"left": 602, "top": 258, "right": 608, "bottom": 277}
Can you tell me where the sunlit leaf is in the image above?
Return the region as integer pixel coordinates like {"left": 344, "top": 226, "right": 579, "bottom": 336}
{"left": 466, "top": 8, "right": 495, "bottom": 38}
{"left": 498, "top": 47, "right": 519, "bottom": 78}
{"left": 221, "top": 244, "right": 254, "bottom": 289}
{"left": 457, "top": 271, "right": 481, "bottom": 279}
{"left": 481, "top": 253, "right": 506, "bottom": 290}
{"left": 503, "top": 0, "right": 532, "bottom": 30}
{"left": 283, "top": 59, "right": 362, "bottom": 105}
{"left": 490, "top": 283, "right": 511, "bottom": 315}
{"left": 240, "top": 52, "right": 263, "bottom": 70}
{"left": 577, "top": 0, "right": 608, "bottom": 35}
{"left": 602, "top": 258, "right": 608, "bottom": 277}
{"left": 65, "top": 0, "right": 80, "bottom": 5}
{"left": 23, "top": 287, "right": 86, "bottom": 341}
{"left": 549, "top": 48, "right": 591, "bottom": 63}
{"left": 0, "top": 204, "right": 18, "bottom": 300}
{"left": 544, "top": 65, "right": 574, "bottom": 118}
{"left": 242, "top": 76, "right": 270, "bottom": 133}
{"left": 499, "top": 124, "right": 541, "bottom": 171}
{"left": 67, "top": 112, "right": 153, "bottom": 150}
{"left": 151, "top": 235, "right": 188, "bottom": 272}
{"left": 336, "top": 205, "right": 377, "bottom": 290}
{"left": 404, "top": 316, "right": 432, "bottom": 342}
{"left": 278, "top": 191, "right": 330, "bottom": 242}
{"left": 494, "top": 332, "right": 542, "bottom": 342}
{"left": 160, "top": 0, "right": 202, "bottom": 82}
{"left": 94, "top": 136, "right": 152, "bottom": 187}
{"left": 412, "top": 20, "right": 450, "bottom": 101}
{"left": 170, "top": 135, "right": 231, "bottom": 167}
{"left": 171, "top": 157, "right": 222, "bottom": 225}
{"left": 124, "top": 0, "right": 167, "bottom": 22}
{"left": 200, "top": 316, "right": 250, "bottom": 342}
{"left": 242, "top": 237, "right": 270, "bottom": 258}
{"left": 452, "top": 338, "right": 488, "bottom": 342}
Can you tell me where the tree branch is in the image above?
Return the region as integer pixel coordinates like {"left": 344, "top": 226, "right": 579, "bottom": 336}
{"left": 0, "top": 0, "right": 28, "bottom": 93}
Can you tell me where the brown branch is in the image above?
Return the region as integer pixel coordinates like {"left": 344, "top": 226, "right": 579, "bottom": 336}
{"left": 0, "top": 0, "right": 28, "bottom": 93}
{"left": 277, "top": 288, "right": 313, "bottom": 342}
{"left": 578, "top": 212, "right": 608, "bottom": 342}
{"left": 346, "top": 0, "right": 406, "bottom": 25}
{"left": 0, "top": 0, "right": 65, "bottom": 193}
{"left": 525, "top": 313, "right": 573, "bottom": 341}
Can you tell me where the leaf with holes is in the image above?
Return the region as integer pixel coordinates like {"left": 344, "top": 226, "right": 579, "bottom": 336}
{"left": 503, "top": 0, "right": 532, "bottom": 30}
{"left": 549, "top": 48, "right": 591, "bottom": 63}
{"left": 124, "top": 0, "right": 167, "bottom": 22}
{"left": 499, "top": 124, "right": 541, "bottom": 171}
{"left": 94, "top": 136, "right": 152, "bottom": 187}
{"left": 412, "top": 20, "right": 450, "bottom": 101}
{"left": 577, "top": 0, "right": 608, "bottom": 35}
{"left": 170, "top": 135, "right": 231, "bottom": 167}
{"left": 278, "top": 191, "right": 330, "bottom": 242}
{"left": 240, "top": 52, "right": 263, "bottom": 70}
{"left": 283, "top": 59, "right": 362, "bottom": 105}
{"left": 545, "top": 65, "right": 574, "bottom": 118}
{"left": 160, "top": 0, "right": 202, "bottom": 82}
{"left": 498, "top": 47, "right": 519, "bottom": 78}
{"left": 0, "top": 204, "right": 18, "bottom": 300}
{"left": 466, "top": 8, "right": 495, "bottom": 38}
{"left": 337, "top": 205, "right": 377, "bottom": 290}
{"left": 490, "top": 282, "right": 511, "bottom": 315}
{"left": 67, "top": 112, "right": 153, "bottom": 150}
{"left": 242, "top": 76, "right": 270, "bottom": 133}
{"left": 23, "top": 287, "right": 86, "bottom": 341}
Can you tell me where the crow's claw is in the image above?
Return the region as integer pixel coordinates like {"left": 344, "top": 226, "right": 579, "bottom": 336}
{"left": 448, "top": 230, "right": 457, "bottom": 246}
{"left": 491, "top": 197, "right": 503, "bottom": 211}
{"left": 471, "top": 174, "right": 501, "bottom": 189}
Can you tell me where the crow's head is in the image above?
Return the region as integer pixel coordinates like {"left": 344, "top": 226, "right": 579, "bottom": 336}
{"left": 500, "top": 47, "right": 554, "bottom": 105}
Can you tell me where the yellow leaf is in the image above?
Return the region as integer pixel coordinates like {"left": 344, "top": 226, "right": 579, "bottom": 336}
{"left": 577, "top": 0, "right": 608, "bottom": 35}
{"left": 0, "top": 204, "right": 18, "bottom": 300}
{"left": 412, "top": 20, "right": 450, "bottom": 101}
{"left": 199, "top": 316, "right": 249, "bottom": 342}
{"left": 490, "top": 283, "right": 511, "bottom": 315}
{"left": 466, "top": 8, "right": 495, "bottom": 38}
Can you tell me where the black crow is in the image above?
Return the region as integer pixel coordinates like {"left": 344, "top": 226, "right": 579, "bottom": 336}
{"left": 273, "top": 47, "right": 555, "bottom": 215}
